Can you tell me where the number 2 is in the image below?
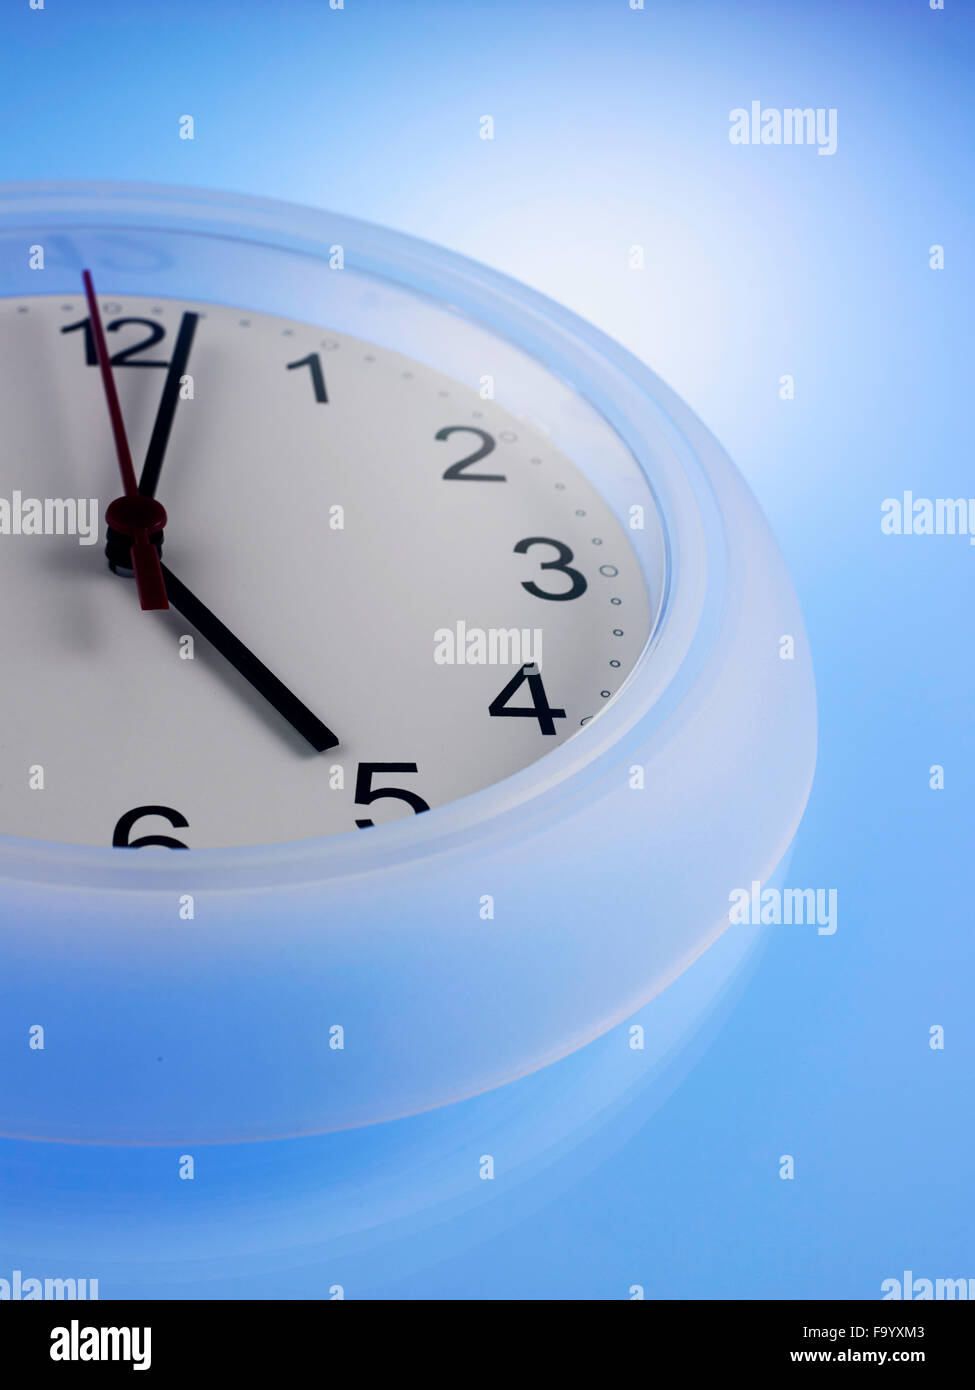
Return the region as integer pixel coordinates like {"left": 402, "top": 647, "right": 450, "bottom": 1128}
{"left": 437, "top": 426, "right": 505, "bottom": 481}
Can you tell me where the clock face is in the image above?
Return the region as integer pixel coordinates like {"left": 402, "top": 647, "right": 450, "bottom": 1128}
{"left": 0, "top": 294, "right": 653, "bottom": 848}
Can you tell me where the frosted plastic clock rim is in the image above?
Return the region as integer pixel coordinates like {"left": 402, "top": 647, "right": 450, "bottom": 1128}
{"left": 0, "top": 180, "right": 789, "bottom": 893}
{"left": 0, "top": 183, "right": 816, "bottom": 1140}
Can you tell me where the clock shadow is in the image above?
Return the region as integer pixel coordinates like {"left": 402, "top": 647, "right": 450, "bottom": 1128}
{"left": 31, "top": 545, "right": 119, "bottom": 654}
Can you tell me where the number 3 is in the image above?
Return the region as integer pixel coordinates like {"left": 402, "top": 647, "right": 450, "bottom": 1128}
{"left": 514, "top": 537, "right": 588, "bottom": 601}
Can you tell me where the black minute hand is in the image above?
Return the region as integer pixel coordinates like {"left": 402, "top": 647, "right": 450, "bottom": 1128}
{"left": 161, "top": 564, "right": 339, "bottom": 753}
{"left": 139, "top": 311, "right": 199, "bottom": 498}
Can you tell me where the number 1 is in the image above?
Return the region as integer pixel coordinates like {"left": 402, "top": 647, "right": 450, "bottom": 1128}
{"left": 287, "top": 352, "right": 328, "bottom": 403}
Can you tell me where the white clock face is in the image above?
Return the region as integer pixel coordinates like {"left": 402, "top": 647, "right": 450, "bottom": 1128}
{"left": 0, "top": 294, "right": 653, "bottom": 848}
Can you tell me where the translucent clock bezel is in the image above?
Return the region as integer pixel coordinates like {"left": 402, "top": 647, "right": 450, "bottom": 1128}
{"left": 0, "top": 184, "right": 817, "bottom": 1145}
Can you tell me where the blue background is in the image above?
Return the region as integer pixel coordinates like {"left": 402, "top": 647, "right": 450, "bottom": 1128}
{"left": 1, "top": 0, "right": 972, "bottom": 1298}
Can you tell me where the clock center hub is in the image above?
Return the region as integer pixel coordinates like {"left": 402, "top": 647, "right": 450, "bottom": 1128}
{"left": 104, "top": 495, "right": 167, "bottom": 575}
{"left": 105, "top": 495, "right": 167, "bottom": 536}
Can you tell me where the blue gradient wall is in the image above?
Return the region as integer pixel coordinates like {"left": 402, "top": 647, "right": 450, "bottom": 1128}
{"left": 1, "top": 0, "right": 971, "bottom": 1297}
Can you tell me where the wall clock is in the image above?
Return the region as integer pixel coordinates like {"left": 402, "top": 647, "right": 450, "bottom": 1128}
{"left": 0, "top": 182, "right": 816, "bottom": 1146}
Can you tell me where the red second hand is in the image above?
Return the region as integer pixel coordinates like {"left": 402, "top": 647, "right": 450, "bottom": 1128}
{"left": 81, "top": 270, "right": 169, "bottom": 611}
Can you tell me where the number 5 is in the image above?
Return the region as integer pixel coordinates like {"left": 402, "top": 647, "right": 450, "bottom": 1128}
{"left": 354, "top": 762, "right": 430, "bottom": 828}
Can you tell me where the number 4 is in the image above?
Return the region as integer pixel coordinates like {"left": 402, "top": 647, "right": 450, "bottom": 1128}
{"left": 488, "top": 664, "right": 566, "bottom": 736}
